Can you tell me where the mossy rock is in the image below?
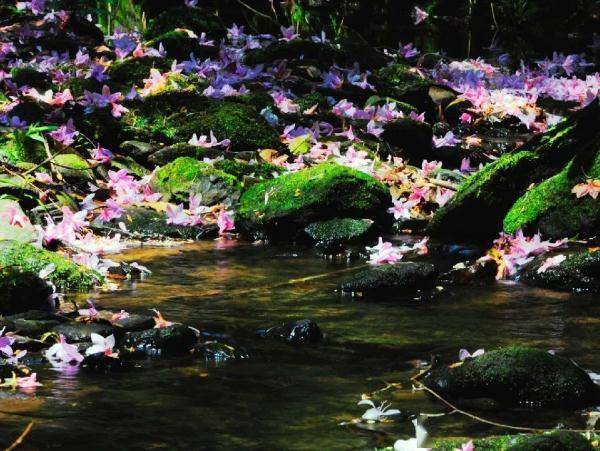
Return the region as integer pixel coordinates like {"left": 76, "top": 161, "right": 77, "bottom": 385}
{"left": 504, "top": 153, "right": 600, "bottom": 238}
{"left": 61, "top": 76, "right": 102, "bottom": 97}
{"left": 422, "top": 346, "right": 600, "bottom": 408}
{"left": 432, "top": 431, "right": 594, "bottom": 451}
{"left": 0, "top": 268, "right": 52, "bottom": 315}
{"left": 245, "top": 39, "right": 345, "bottom": 68}
{"left": 150, "top": 157, "right": 238, "bottom": 204}
{"left": 109, "top": 56, "right": 172, "bottom": 89}
{"left": 237, "top": 163, "right": 391, "bottom": 238}
{"left": 110, "top": 206, "right": 215, "bottom": 240}
{"left": 520, "top": 249, "right": 600, "bottom": 292}
{"left": 53, "top": 153, "right": 94, "bottom": 180}
{"left": 382, "top": 118, "right": 433, "bottom": 160}
{"left": 10, "top": 66, "right": 50, "bottom": 89}
{"left": 147, "top": 30, "right": 217, "bottom": 61}
{"left": 305, "top": 218, "right": 374, "bottom": 246}
{"left": 428, "top": 100, "right": 600, "bottom": 242}
{"left": 147, "top": 143, "right": 221, "bottom": 166}
{"left": 340, "top": 262, "right": 438, "bottom": 294}
{"left": 0, "top": 241, "right": 101, "bottom": 290}
{"left": 168, "top": 102, "right": 281, "bottom": 152}
{"left": 213, "top": 159, "right": 282, "bottom": 182}
{"left": 0, "top": 135, "right": 46, "bottom": 164}
{"left": 143, "top": 5, "right": 225, "bottom": 39}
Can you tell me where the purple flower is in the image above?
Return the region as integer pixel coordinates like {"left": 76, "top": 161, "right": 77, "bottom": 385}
{"left": 49, "top": 118, "right": 78, "bottom": 146}
{"left": 98, "top": 199, "right": 124, "bottom": 222}
{"left": 413, "top": 6, "right": 429, "bottom": 25}
{"left": 398, "top": 42, "right": 420, "bottom": 59}
{"left": 45, "top": 334, "right": 84, "bottom": 364}
{"left": 433, "top": 131, "right": 460, "bottom": 148}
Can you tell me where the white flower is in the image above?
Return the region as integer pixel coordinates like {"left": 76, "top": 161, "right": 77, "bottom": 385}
{"left": 394, "top": 418, "right": 429, "bottom": 450}
{"left": 357, "top": 399, "right": 400, "bottom": 422}
{"left": 537, "top": 254, "right": 567, "bottom": 273}
{"left": 85, "top": 333, "right": 116, "bottom": 357}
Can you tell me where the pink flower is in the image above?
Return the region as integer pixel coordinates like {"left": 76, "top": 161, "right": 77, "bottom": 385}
{"left": 409, "top": 111, "right": 426, "bottom": 122}
{"left": 85, "top": 333, "right": 116, "bottom": 357}
{"left": 459, "top": 348, "right": 485, "bottom": 361}
{"left": 45, "top": 334, "right": 84, "bottom": 364}
{"left": 367, "top": 238, "right": 403, "bottom": 265}
{"left": 99, "top": 199, "right": 124, "bottom": 222}
{"left": 188, "top": 131, "right": 230, "bottom": 148}
{"left": 49, "top": 118, "right": 78, "bottom": 146}
{"left": 16, "top": 373, "right": 42, "bottom": 390}
{"left": 92, "top": 144, "right": 114, "bottom": 163}
{"left": 398, "top": 42, "right": 419, "bottom": 59}
{"left": 537, "top": 254, "right": 567, "bottom": 273}
{"left": 433, "top": 131, "right": 461, "bottom": 148}
{"left": 143, "top": 185, "right": 162, "bottom": 203}
{"left": 460, "top": 158, "right": 472, "bottom": 173}
{"left": 454, "top": 440, "right": 474, "bottom": 451}
{"left": 572, "top": 179, "right": 600, "bottom": 199}
{"left": 35, "top": 172, "right": 54, "bottom": 184}
{"left": 387, "top": 199, "right": 417, "bottom": 220}
{"left": 3, "top": 206, "right": 29, "bottom": 227}
{"left": 280, "top": 26, "right": 299, "bottom": 42}
{"left": 111, "top": 310, "right": 130, "bottom": 321}
{"left": 413, "top": 6, "right": 429, "bottom": 25}
{"left": 408, "top": 186, "right": 430, "bottom": 203}
{"left": 421, "top": 160, "right": 442, "bottom": 177}
{"left": 78, "top": 299, "right": 99, "bottom": 319}
{"left": 151, "top": 309, "right": 173, "bottom": 329}
{"left": 166, "top": 203, "right": 189, "bottom": 226}
{"left": 435, "top": 188, "right": 454, "bottom": 206}
{"left": 217, "top": 210, "right": 235, "bottom": 235}
{"left": 459, "top": 113, "right": 472, "bottom": 124}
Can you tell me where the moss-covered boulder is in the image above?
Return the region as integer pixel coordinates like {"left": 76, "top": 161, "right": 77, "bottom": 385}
{"left": 0, "top": 268, "right": 52, "bottom": 315}
{"left": 305, "top": 218, "right": 374, "bottom": 247}
{"left": 147, "top": 30, "right": 217, "bottom": 61}
{"left": 432, "top": 431, "right": 594, "bottom": 451}
{"left": 0, "top": 241, "right": 101, "bottom": 290}
{"left": 422, "top": 346, "right": 600, "bottom": 408}
{"left": 382, "top": 118, "right": 434, "bottom": 160}
{"left": 53, "top": 153, "right": 94, "bottom": 181}
{"left": 519, "top": 249, "right": 600, "bottom": 292}
{"left": 341, "top": 262, "right": 438, "bottom": 294}
{"left": 213, "top": 159, "right": 282, "bottom": 181}
{"left": 10, "top": 66, "right": 50, "bottom": 89}
{"left": 150, "top": 157, "right": 238, "bottom": 204}
{"left": 504, "top": 153, "right": 600, "bottom": 238}
{"left": 428, "top": 99, "right": 600, "bottom": 242}
{"left": 109, "top": 56, "right": 171, "bottom": 89}
{"left": 237, "top": 163, "right": 391, "bottom": 238}
{"left": 0, "top": 199, "right": 37, "bottom": 243}
{"left": 143, "top": 5, "right": 225, "bottom": 40}
{"left": 147, "top": 143, "right": 221, "bottom": 166}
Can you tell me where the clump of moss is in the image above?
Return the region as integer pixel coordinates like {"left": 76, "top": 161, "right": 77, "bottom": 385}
{"left": 375, "top": 64, "right": 431, "bottom": 96}
{"left": 109, "top": 56, "right": 171, "bottom": 88}
{"left": 295, "top": 92, "right": 330, "bottom": 112}
{"left": 305, "top": 218, "right": 374, "bottom": 245}
{"left": 423, "top": 346, "right": 599, "bottom": 408}
{"left": 245, "top": 39, "right": 343, "bottom": 68}
{"left": 237, "top": 162, "right": 391, "bottom": 237}
{"left": 433, "top": 431, "right": 593, "bottom": 451}
{"left": 147, "top": 30, "right": 216, "bottom": 61}
{"left": 213, "top": 159, "right": 282, "bottom": 181}
{"left": 10, "top": 66, "right": 50, "bottom": 89}
{"left": 150, "top": 157, "right": 238, "bottom": 204}
{"left": 0, "top": 241, "right": 101, "bottom": 290}
{"left": 504, "top": 153, "right": 600, "bottom": 238}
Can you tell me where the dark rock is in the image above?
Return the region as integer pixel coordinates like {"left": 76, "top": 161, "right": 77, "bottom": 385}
{"left": 81, "top": 352, "right": 130, "bottom": 373}
{"left": 520, "top": 249, "right": 600, "bottom": 292}
{"left": 439, "top": 257, "right": 498, "bottom": 285}
{"left": 382, "top": 118, "right": 434, "bottom": 161}
{"left": 305, "top": 218, "right": 375, "bottom": 249}
{"left": 257, "top": 319, "right": 323, "bottom": 345}
{"left": 124, "top": 324, "right": 198, "bottom": 356}
{"left": 341, "top": 262, "right": 438, "bottom": 294}
{"left": 10, "top": 66, "right": 50, "bottom": 89}
{"left": 111, "top": 314, "right": 155, "bottom": 333}
{"left": 52, "top": 322, "right": 114, "bottom": 343}
{"left": 193, "top": 336, "right": 250, "bottom": 362}
{"left": 147, "top": 30, "right": 218, "bottom": 61}
{"left": 0, "top": 268, "right": 52, "bottom": 315}
{"left": 120, "top": 140, "right": 158, "bottom": 161}
{"left": 422, "top": 347, "right": 600, "bottom": 408}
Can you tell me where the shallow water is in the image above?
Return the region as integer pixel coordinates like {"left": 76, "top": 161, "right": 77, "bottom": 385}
{"left": 1, "top": 239, "right": 599, "bottom": 450}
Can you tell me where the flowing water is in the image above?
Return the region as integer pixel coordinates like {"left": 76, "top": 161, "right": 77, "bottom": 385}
{"left": 0, "top": 239, "right": 598, "bottom": 450}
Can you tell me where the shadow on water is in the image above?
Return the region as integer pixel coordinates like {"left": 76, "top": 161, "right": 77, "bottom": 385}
{"left": 1, "top": 240, "right": 598, "bottom": 449}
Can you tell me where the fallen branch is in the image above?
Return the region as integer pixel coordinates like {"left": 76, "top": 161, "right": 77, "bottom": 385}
{"left": 6, "top": 421, "right": 34, "bottom": 451}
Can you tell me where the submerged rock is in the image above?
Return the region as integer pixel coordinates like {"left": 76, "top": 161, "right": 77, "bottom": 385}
{"left": 125, "top": 324, "right": 198, "bottom": 356}
{"left": 81, "top": 352, "right": 130, "bottom": 373}
{"left": 0, "top": 269, "right": 52, "bottom": 315}
{"left": 0, "top": 241, "right": 101, "bottom": 290}
{"left": 257, "top": 319, "right": 323, "bottom": 345}
{"left": 110, "top": 314, "right": 155, "bottom": 333}
{"left": 520, "top": 249, "right": 600, "bottom": 292}
{"left": 422, "top": 347, "right": 600, "bottom": 408}
{"left": 193, "top": 333, "right": 250, "bottom": 362}
{"left": 237, "top": 163, "right": 391, "bottom": 239}
{"left": 433, "top": 431, "right": 594, "bottom": 451}
{"left": 439, "top": 257, "right": 498, "bottom": 285}
{"left": 341, "top": 262, "right": 438, "bottom": 294}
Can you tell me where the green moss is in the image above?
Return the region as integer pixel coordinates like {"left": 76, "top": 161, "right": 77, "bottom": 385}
{"left": 295, "top": 92, "right": 330, "bottom": 112}
{"left": 151, "top": 157, "right": 237, "bottom": 204}
{"left": 423, "top": 346, "right": 599, "bottom": 407}
{"left": 504, "top": 153, "right": 600, "bottom": 237}
{"left": 433, "top": 431, "right": 593, "bottom": 451}
{"left": 10, "top": 66, "right": 50, "bottom": 89}
{"left": 119, "top": 206, "right": 211, "bottom": 240}
{"left": 213, "top": 159, "right": 282, "bottom": 181}
{"left": 305, "top": 218, "right": 374, "bottom": 244}
{"left": 0, "top": 241, "right": 101, "bottom": 290}
{"left": 143, "top": 6, "right": 224, "bottom": 40}
{"left": 53, "top": 153, "right": 94, "bottom": 180}
{"left": 147, "top": 30, "right": 213, "bottom": 61}
{"left": 237, "top": 163, "right": 391, "bottom": 237}
{"left": 109, "top": 57, "right": 171, "bottom": 88}
{"left": 375, "top": 64, "right": 431, "bottom": 96}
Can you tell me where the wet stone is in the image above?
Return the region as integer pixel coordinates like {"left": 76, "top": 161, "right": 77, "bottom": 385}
{"left": 124, "top": 324, "right": 198, "bottom": 356}
{"left": 81, "top": 352, "right": 130, "bottom": 373}
{"left": 341, "top": 262, "right": 438, "bottom": 294}
{"left": 257, "top": 319, "right": 323, "bottom": 345}
{"left": 111, "top": 314, "right": 155, "bottom": 333}
{"left": 52, "top": 322, "right": 115, "bottom": 343}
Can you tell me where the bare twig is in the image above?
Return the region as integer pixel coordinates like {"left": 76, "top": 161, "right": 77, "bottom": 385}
{"left": 5, "top": 421, "right": 34, "bottom": 451}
